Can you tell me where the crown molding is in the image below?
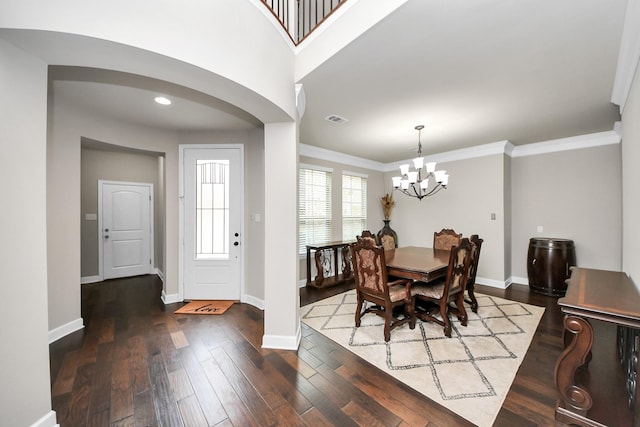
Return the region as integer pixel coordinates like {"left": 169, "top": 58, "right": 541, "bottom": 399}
{"left": 510, "top": 128, "right": 621, "bottom": 158}
{"left": 300, "top": 126, "right": 621, "bottom": 172}
{"left": 299, "top": 143, "right": 386, "bottom": 170}
{"left": 383, "top": 140, "right": 512, "bottom": 172}
{"left": 611, "top": 0, "right": 640, "bottom": 111}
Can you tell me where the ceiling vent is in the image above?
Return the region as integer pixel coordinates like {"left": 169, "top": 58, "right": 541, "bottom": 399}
{"left": 325, "top": 114, "right": 349, "bottom": 124}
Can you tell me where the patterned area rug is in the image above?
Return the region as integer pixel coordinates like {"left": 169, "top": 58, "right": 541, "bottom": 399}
{"left": 301, "top": 290, "right": 545, "bottom": 427}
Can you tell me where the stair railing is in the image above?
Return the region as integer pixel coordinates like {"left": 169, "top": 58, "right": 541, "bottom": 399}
{"left": 261, "top": 0, "right": 348, "bottom": 44}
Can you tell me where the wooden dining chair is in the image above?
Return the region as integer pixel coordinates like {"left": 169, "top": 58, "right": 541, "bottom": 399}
{"left": 433, "top": 228, "right": 463, "bottom": 251}
{"left": 412, "top": 238, "right": 472, "bottom": 337}
{"left": 350, "top": 237, "right": 415, "bottom": 342}
{"left": 465, "top": 234, "right": 484, "bottom": 313}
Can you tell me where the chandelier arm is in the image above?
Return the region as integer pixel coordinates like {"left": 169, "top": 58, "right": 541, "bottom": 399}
{"left": 411, "top": 184, "right": 423, "bottom": 199}
{"left": 424, "top": 184, "right": 445, "bottom": 197}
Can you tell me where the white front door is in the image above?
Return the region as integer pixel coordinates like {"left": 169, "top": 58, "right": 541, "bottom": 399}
{"left": 101, "top": 181, "right": 153, "bottom": 280}
{"left": 182, "top": 146, "right": 242, "bottom": 300}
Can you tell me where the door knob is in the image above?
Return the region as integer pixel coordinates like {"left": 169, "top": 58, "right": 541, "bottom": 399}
{"left": 105, "top": 235, "right": 109, "bottom": 239}
{"left": 234, "top": 241, "right": 239, "bottom": 246}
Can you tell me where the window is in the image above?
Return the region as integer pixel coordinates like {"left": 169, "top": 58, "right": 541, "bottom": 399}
{"left": 299, "top": 166, "right": 332, "bottom": 254}
{"left": 342, "top": 173, "right": 367, "bottom": 241}
{"left": 196, "top": 160, "right": 229, "bottom": 259}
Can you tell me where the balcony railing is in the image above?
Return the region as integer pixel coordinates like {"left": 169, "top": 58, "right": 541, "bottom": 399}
{"left": 262, "top": 0, "right": 347, "bottom": 44}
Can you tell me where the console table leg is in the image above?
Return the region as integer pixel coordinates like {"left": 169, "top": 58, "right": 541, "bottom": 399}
{"left": 555, "top": 314, "right": 595, "bottom": 424}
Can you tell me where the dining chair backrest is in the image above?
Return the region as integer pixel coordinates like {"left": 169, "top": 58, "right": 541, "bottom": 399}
{"left": 357, "top": 230, "right": 378, "bottom": 246}
{"left": 468, "top": 234, "right": 484, "bottom": 286}
{"left": 446, "top": 237, "right": 472, "bottom": 294}
{"left": 380, "top": 234, "right": 396, "bottom": 251}
{"left": 351, "top": 237, "right": 388, "bottom": 297}
{"left": 433, "top": 228, "right": 463, "bottom": 251}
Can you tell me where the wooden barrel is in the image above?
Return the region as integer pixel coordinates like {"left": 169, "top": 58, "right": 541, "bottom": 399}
{"left": 527, "top": 238, "right": 576, "bottom": 297}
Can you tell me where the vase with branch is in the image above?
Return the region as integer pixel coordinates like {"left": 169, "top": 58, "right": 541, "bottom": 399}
{"left": 378, "top": 193, "right": 398, "bottom": 248}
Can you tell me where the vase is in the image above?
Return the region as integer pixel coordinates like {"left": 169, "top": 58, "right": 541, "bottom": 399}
{"left": 377, "top": 219, "right": 398, "bottom": 248}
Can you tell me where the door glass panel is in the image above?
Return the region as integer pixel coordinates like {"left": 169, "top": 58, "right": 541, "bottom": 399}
{"left": 196, "top": 160, "right": 229, "bottom": 259}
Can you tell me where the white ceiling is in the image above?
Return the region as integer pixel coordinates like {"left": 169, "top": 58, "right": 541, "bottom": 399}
{"left": 51, "top": 0, "right": 628, "bottom": 163}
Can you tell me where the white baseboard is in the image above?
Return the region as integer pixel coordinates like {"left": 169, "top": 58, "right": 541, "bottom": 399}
{"left": 476, "top": 276, "right": 509, "bottom": 289}
{"left": 31, "top": 410, "right": 58, "bottom": 427}
{"left": 262, "top": 324, "right": 301, "bottom": 350}
{"left": 155, "top": 268, "right": 165, "bottom": 283}
{"left": 80, "top": 275, "right": 101, "bottom": 284}
{"left": 242, "top": 293, "right": 264, "bottom": 310}
{"left": 48, "top": 318, "right": 84, "bottom": 344}
{"left": 161, "top": 290, "right": 180, "bottom": 305}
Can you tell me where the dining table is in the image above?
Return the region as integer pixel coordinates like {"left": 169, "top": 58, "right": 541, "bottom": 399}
{"left": 384, "top": 246, "right": 450, "bottom": 283}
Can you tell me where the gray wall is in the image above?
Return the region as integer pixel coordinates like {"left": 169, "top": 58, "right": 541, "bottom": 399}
{"left": 622, "top": 62, "right": 640, "bottom": 289}
{"left": 81, "top": 145, "right": 163, "bottom": 278}
{"left": 0, "top": 39, "right": 53, "bottom": 427}
{"left": 385, "top": 154, "right": 508, "bottom": 286}
{"left": 511, "top": 144, "right": 622, "bottom": 280}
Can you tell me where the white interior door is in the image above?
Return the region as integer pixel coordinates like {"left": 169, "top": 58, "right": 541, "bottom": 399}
{"left": 183, "top": 147, "right": 242, "bottom": 300}
{"left": 101, "top": 181, "right": 153, "bottom": 280}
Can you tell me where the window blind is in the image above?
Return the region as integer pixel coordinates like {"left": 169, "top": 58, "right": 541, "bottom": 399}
{"left": 299, "top": 168, "right": 332, "bottom": 254}
{"left": 342, "top": 174, "right": 367, "bottom": 241}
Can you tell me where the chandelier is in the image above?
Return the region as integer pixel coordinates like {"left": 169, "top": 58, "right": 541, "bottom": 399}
{"left": 392, "top": 125, "right": 449, "bottom": 200}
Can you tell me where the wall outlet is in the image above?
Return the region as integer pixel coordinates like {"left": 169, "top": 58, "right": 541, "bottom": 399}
{"left": 537, "top": 225, "right": 543, "bottom": 233}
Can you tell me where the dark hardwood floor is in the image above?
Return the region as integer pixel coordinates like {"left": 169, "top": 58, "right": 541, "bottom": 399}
{"left": 49, "top": 275, "right": 633, "bottom": 426}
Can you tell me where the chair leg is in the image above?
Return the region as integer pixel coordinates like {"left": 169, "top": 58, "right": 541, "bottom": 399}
{"left": 468, "top": 283, "right": 478, "bottom": 313}
{"left": 355, "top": 294, "right": 363, "bottom": 327}
{"left": 383, "top": 308, "right": 392, "bottom": 342}
{"left": 407, "top": 298, "right": 416, "bottom": 329}
{"left": 440, "top": 301, "right": 452, "bottom": 337}
{"left": 455, "top": 293, "right": 468, "bottom": 326}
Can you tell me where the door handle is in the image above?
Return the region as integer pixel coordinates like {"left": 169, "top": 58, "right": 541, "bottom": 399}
{"left": 105, "top": 235, "right": 109, "bottom": 239}
{"left": 234, "top": 241, "right": 239, "bottom": 246}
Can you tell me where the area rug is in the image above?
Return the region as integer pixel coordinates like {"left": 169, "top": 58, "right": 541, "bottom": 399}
{"left": 301, "top": 290, "right": 545, "bottom": 427}
{"left": 174, "top": 300, "right": 234, "bottom": 315}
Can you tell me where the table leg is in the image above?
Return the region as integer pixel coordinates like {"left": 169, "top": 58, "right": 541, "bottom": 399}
{"left": 306, "top": 247, "right": 312, "bottom": 286}
{"left": 554, "top": 314, "right": 596, "bottom": 425}
{"left": 314, "top": 250, "right": 325, "bottom": 286}
{"left": 341, "top": 244, "right": 352, "bottom": 279}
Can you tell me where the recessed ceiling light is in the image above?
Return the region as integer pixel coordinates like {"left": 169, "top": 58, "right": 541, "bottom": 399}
{"left": 154, "top": 96, "right": 172, "bottom": 105}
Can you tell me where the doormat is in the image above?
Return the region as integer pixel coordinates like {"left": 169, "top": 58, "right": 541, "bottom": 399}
{"left": 174, "top": 300, "right": 234, "bottom": 315}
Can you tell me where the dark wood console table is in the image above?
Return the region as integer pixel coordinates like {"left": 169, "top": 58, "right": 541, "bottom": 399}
{"left": 555, "top": 267, "right": 640, "bottom": 426}
{"left": 306, "top": 240, "right": 354, "bottom": 288}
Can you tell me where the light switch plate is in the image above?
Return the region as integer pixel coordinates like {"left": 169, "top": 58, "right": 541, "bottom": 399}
{"left": 85, "top": 213, "right": 97, "bottom": 221}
